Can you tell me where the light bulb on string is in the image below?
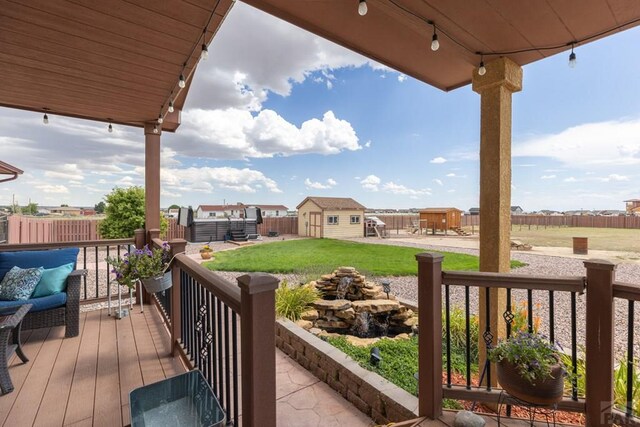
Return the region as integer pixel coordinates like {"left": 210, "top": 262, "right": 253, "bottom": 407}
{"left": 478, "top": 58, "right": 486, "bottom": 76}
{"left": 153, "top": 124, "right": 159, "bottom": 134}
{"left": 568, "top": 45, "right": 577, "bottom": 68}
{"left": 430, "top": 23, "right": 439, "bottom": 51}
{"left": 168, "top": 100, "right": 174, "bottom": 113}
{"left": 358, "top": 0, "right": 367, "bottom": 16}
{"left": 43, "top": 113, "right": 49, "bottom": 124}
{"left": 157, "top": 114, "right": 164, "bottom": 124}
{"left": 108, "top": 123, "right": 113, "bottom": 133}
{"left": 201, "top": 43, "right": 209, "bottom": 60}
{"left": 179, "top": 74, "right": 186, "bottom": 88}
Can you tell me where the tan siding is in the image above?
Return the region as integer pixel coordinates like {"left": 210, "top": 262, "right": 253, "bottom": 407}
{"left": 322, "top": 209, "right": 364, "bottom": 239}
{"left": 297, "top": 200, "right": 321, "bottom": 236}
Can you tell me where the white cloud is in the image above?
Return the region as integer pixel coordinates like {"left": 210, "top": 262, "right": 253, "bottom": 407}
{"left": 446, "top": 173, "right": 456, "bottom": 177}
{"left": 35, "top": 184, "right": 69, "bottom": 194}
{"left": 397, "top": 74, "right": 407, "bottom": 83}
{"left": 304, "top": 178, "right": 336, "bottom": 190}
{"left": 360, "top": 175, "right": 381, "bottom": 191}
{"left": 162, "top": 167, "right": 282, "bottom": 194}
{"left": 382, "top": 182, "right": 431, "bottom": 196}
{"left": 178, "top": 109, "right": 361, "bottom": 160}
{"left": 430, "top": 157, "right": 447, "bottom": 164}
{"left": 433, "top": 179, "right": 443, "bottom": 186}
{"left": 540, "top": 175, "right": 556, "bottom": 180}
{"left": 564, "top": 177, "right": 578, "bottom": 182}
{"left": 364, "top": 140, "right": 372, "bottom": 148}
{"left": 44, "top": 164, "right": 84, "bottom": 181}
{"left": 597, "top": 174, "right": 629, "bottom": 182}
{"left": 514, "top": 118, "right": 640, "bottom": 167}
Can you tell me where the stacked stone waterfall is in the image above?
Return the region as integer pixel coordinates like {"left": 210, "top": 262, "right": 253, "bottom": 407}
{"left": 299, "top": 267, "right": 417, "bottom": 338}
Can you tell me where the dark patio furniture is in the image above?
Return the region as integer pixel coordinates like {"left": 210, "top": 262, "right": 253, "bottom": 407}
{"left": 0, "top": 303, "right": 31, "bottom": 394}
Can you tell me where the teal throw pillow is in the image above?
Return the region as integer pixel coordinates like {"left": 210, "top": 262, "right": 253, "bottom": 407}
{"left": 0, "top": 266, "right": 44, "bottom": 301}
{"left": 31, "top": 262, "right": 75, "bottom": 298}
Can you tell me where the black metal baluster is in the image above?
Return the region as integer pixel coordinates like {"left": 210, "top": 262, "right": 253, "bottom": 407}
{"left": 224, "top": 305, "right": 231, "bottom": 418}
{"left": 106, "top": 246, "right": 110, "bottom": 299}
{"left": 232, "top": 311, "right": 239, "bottom": 426}
{"left": 194, "top": 283, "right": 203, "bottom": 369}
{"left": 217, "top": 298, "right": 224, "bottom": 406}
{"left": 465, "top": 286, "right": 471, "bottom": 389}
{"left": 505, "top": 288, "right": 512, "bottom": 338}
{"left": 571, "top": 292, "right": 578, "bottom": 400}
{"left": 484, "top": 289, "right": 492, "bottom": 391}
{"left": 549, "top": 290, "right": 555, "bottom": 343}
{"left": 627, "top": 300, "right": 635, "bottom": 417}
{"left": 83, "top": 247, "right": 87, "bottom": 299}
{"left": 211, "top": 294, "right": 219, "bottom": 397}
{"left": 181, "top": 271, "right": 187, "bottom": 351}
{"left": 207, "top": 291, "right": 215, "bottom": 391}
{"left": 445, "top": 284, "right": 451, "bottom": 387}
{"left": 95, "top": 246, "right": 99, "bottom": 298}
{"left": 527, "top": 289, "right": 533, "bottom": 333}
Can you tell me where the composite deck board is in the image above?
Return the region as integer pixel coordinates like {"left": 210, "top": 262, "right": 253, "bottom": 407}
{"left": 0, "top": 306, "right": 183, "bottom": 427}
{"left": 33, "top": 313, "right": 87, "bottom": 427}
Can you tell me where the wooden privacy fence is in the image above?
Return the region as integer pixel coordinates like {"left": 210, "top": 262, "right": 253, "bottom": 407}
{"left": 7, "top": 216, "right": 100, "bottom": 243}
{"left": 462, "top": 214, "right": 640, "bottom": 229}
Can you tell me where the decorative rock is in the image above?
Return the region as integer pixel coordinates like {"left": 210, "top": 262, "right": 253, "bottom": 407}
{"left": 309, "top": 328, "right": 322, "bottom": 335}
{"left": 346, "top": 336, "right": 380, "bottom": 347}
{"left": 301, "top": 309, "right": 319, "bottom": 321}
{"left": 315, "top": 319, "right": 350, "bottom": 329}
{"left": 317, "top": 330, "right": 341, "bottom": 339}
{"left": 454, "top": 410, "right": 486, "bottom": 427}
{"left": 296, "top": 319, "right": 314, "bottom": 330}
{"left": 403, "top": 317, "right": 418, "bottom": 328}
{"left": 392, "top": 333, "right": 410, "bottom": 341}
{"left": 321, "top": 274, "right": 334, "bottom": 281}
{"left": 391, "top": 309, "right": 413, "bottom": 321}
{"left": 335, "top": 307, "right": 356, "bottom": 320}
{"left": 338, "top": 267, "right": 356, "bottom": 273}
{"left": 312, "top": 299, "right": 351, "bottom": 311}
{"left": 352, "top": 299, "right": 400, "bottom": 314}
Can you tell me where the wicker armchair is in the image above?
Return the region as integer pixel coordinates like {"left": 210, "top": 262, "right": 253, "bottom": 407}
{"left": 21, "top": 270, "right": 86, "bottom": 338}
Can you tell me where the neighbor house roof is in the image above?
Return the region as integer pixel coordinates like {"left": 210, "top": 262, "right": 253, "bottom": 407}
{"left": 296, "top": 197, "right": 366, "bottom": 210}
{"left": 419, "top": 208, "right": 462, "bottom": 213}
{"left": 197, "top": 205, "right": 228, "bottom": 212}
{"left": 198, "top": 203, "right": 288, "bottom": 212}
{"left": 624, "top": 199, "right": 640, "bottom": 202}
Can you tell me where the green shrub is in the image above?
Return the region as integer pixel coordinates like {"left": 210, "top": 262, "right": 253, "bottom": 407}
{"left": 444, "top": 307, "right": 479, "bottom": 374}
{"left": 275, "top": 280, "right": 319, "bottom": 321}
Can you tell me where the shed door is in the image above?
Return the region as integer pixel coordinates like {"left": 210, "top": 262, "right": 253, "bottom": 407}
{"left": 309, "top": 212, "right": 321, "bottom": 238}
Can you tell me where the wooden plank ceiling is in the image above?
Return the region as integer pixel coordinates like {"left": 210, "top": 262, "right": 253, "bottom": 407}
{"left": 242, "top": 0, "right": 640, "bottom": 91}
{"left": 0, "top": 0, "right": 234, "bottom": 131}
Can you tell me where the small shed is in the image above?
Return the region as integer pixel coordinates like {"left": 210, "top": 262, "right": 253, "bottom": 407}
{"left": 364, "top": 216, "right": 387, "bottom": 238}
{"left": 419, "top": 208, "right": 462, "bottom": 232}
{"left": 297, "top": 197, "right": 366, "bottom": 239}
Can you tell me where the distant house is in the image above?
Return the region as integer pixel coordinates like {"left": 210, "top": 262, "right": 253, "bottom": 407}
{"left": 624, "top": 199, "right": 640, "bottom": 215}
{"left": 196, "top": 203, "right": 288, "bottom": 219}
{"left": 49, "top": 206, "right": 81, "bottom": 216}
{"left": 539, "top": 209, "right": 562, "bottom": 216}
{"left": 81, "top": 208, "right": 96, "bottom": 216}
{"left": 296, "top": 196, "right": 366, "bottom": 239}
{"left": 510, "top": 206, "right": 524, "bottom": 215}
{"left": 468, "top": 208, "right": 480, "bottom": 216}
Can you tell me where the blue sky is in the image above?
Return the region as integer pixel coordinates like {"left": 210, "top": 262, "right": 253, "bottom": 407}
{"left": 1, "top": 3, "right": 639, "bottom": 212}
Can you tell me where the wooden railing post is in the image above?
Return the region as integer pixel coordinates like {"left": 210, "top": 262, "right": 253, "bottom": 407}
{"left": 237, "top": 273, "right": 279, "bottom": 427}
{"left": 416, "top": 252, "right": 443, "bottom": 419}
{"left": 147, "top": 228, "right": 160, "bottom": 244}
{"left": 134, "top": 228, "right": 145, "bottom": 249}
{"left": 584, "top": 259, "right": 616, "bottom": 426}
{"left": 169, "top": 239, "right": 187, "bottom": 356}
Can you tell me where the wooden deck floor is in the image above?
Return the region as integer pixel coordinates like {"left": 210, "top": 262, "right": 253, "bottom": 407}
{"left": 0, "top": 306, "right": 184, "bottom": 427}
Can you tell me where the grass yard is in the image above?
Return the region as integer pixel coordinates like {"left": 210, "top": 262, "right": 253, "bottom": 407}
{"left": 205, "top": 238, "right": 524, "bottom": 276}
{"left": 510, "top": 226, "right": 640, "bottom": 253}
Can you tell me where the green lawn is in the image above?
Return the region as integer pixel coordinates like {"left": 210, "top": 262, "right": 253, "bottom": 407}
{"left": 204, "top": 239, "right": 524, "bottom": 276}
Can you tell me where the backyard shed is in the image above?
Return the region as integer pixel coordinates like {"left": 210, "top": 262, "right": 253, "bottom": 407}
{"left": 297, "top": 197, "right": 366, "bottom": 239}
{"left": 419, "top": 208, "right": 462, "bottom": 232}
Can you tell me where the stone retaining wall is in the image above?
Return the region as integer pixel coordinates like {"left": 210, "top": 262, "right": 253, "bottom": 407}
{"left": 275, "top": 318, "right": 419, "bottom": 424}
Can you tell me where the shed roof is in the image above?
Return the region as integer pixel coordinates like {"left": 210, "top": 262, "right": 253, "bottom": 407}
{"left": 242, "top": 0, "right": 640, "bottom": 91}
{"left": 297, "top": 197, "right": 366, "bottom": 211}
{"left": 419, "top": 208, "right": 462, "bottom": 213}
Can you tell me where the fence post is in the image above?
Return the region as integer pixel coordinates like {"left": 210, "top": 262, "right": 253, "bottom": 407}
{"left": 169, "top": 238, "right": 186, "bottom": 356}
{"left": 416, "top": 252, "right": 443, "bottom": 419}
{"left": 237, "top": 273, "right": 279, "bottom": 427}
{"left": 584, "top": 259, "right": 616, "bottom": 426}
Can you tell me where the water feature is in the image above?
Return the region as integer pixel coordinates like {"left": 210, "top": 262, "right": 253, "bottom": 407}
{"left": 352, "top": 311, "right": 372, "bottom": 338}
{"left": 336, "top": 276, "right": 353, "bottom": 300}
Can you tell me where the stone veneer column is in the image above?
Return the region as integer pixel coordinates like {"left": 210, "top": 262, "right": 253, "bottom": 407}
{"left": 144, "top": 122, "right": 161, "bottom": 235}
{"left": 472, "top": 57, "right": 522, "bottom": 387}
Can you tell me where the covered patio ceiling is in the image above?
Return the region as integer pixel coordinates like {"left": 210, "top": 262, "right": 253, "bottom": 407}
{"left": 0, "top": 0, "right": 234, "bottom": 131}
{"left": 242, "top": 0, "right": 640, "bottom": 91}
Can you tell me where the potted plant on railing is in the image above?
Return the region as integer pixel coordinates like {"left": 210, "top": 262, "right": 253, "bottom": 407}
{"left": 199, "top": 244, "right": 214, "bottom": 260}
{"left": 107, "top": 243, "right": 173, "bottom": 293}
{"left": 488, "top": 331, "right": 566, "bottom": 405}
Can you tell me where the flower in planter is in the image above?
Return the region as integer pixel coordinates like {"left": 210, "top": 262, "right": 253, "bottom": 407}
{"left": 199, "top": 244, "right": 213, "bottom": 253}
{"left": 107, "top": 243, "right": 171, "bottom": 289}
{"left": 488, "top": 331, "right": 566, "bottom": 385}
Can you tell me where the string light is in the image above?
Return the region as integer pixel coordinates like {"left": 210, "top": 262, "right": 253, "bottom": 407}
{"left": 43, "top": 113, "right": 49, "bottom": 124}
{"left": 358, "top": 0, "right": 367, "bottom": 16}
{"left": 179, "top": 73, "right": 186, "bottom": 88}
{"left": 168, "top": 100, "right": 174, "bottom": 113}
{"left": 568, "top": 44, "right": 577, "bottom": 68}
{"left": 108, "top": 122, "right": 113, "bottom": 133}
{"left": 153, "top": 124, "right": 159, "bottom": 134}
{"left": 478, "top": 56, "right": 486, "bottom": 76}
{"left": 430, "top": 22, "right": 439, "bottom": 51}
{"left": 157, "top": 113, "right": 164, "bottom": 124}
{"left": 201, "top": 43, "right": 209, "bottom": 60}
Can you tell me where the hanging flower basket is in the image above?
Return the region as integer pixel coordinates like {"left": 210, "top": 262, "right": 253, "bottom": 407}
{"left": 141, "top": 272, "right": 172, "bottom": 293}
{"left": 496, "top": 358, "right": 565, "bottom": 405}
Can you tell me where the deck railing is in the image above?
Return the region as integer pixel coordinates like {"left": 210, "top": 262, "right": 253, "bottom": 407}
{"left": 0, "top": 237, "right": 136, "bottom": 304}
{"left": 151, "top": 232, "right": 277, "bottom": 427}
{"left": 417, "top": 253, "right": 640, "bottom": 427}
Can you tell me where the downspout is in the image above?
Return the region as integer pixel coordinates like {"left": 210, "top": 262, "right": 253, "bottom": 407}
{"left": 0, "top": 173, "right": 18, "bottom": 183}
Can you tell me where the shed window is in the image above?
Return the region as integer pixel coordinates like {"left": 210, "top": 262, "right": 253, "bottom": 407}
{"left": 327, "top": 215, "right": 339, "bottom": 225}
{"left": 350, "top": 215, "right": 361, "bottom": 224}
